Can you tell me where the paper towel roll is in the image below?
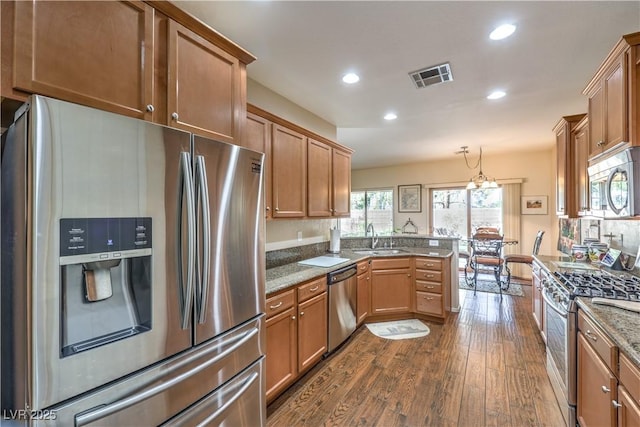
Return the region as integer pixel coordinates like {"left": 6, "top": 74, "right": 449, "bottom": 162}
{"left": 329, "top": 229, "right": 341, "bottom": 253}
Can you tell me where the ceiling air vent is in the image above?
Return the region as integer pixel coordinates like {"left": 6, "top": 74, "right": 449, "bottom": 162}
{"left": 409, "top": 63, "right": 453, "bottom": 89}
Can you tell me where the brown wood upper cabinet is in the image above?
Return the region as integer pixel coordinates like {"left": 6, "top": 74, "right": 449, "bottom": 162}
{"left": 583, "top": 32, "right": 640, "bottom": 160}
{"left": 272, "top": 124, "right": 307, "bottom": 218}
{"left": 246, "top": 104, "right": 353, "bottom": 220}
{"left": 167, "top": 20, "right": 244, "bottom": 144}
{"left": 7, "top": 0, "right": 253, "bottom": 144}
{"left": 12, "top": 1, "right": 155, "bottom": 119}
{"left": 574, "top": 116, "right": 590, "bottom": 215}
{"left": 307, "top": 138, "right": 352, "bottom": 217}
{"left": 553, "top": 114, "right": 586, "bottom": 217}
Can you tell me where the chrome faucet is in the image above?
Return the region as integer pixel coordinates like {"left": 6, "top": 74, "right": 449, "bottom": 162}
{"left": 366, "top": 223, "right": 378, "bottom": 249}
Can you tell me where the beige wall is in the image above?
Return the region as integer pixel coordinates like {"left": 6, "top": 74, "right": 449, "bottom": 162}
{"left": 352, "top": 148, "right": 559, "bottom": 257}
{"left": 247, "top": 78, "right": 337, "bottom": 141}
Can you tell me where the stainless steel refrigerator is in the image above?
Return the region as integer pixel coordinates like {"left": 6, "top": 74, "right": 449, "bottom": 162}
{"left": 1, "top": 95, "right": 265, "bottom": 425}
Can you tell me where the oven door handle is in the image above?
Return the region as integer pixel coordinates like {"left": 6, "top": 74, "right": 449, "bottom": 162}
{"left": 541, "top": 289, "right": 568, "bottom": 318}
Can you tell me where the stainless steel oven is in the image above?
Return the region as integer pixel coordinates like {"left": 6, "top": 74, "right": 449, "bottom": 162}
{"left": 541, "top": 272, "right": 576, "bottom": 427}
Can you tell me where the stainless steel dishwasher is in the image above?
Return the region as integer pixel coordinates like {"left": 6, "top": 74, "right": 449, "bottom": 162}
{"left": 327, "top": 263, "right": 358, "bottom": 353}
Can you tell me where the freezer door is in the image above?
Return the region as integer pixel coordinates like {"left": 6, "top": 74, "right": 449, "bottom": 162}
{"left": 161, "top": 357, "right": 265, "bottom": 427}
{"left": 51, "top": 316, "right": 264, "bottom": 427}
{"left": 192, "top": 135, "right": 265, "bottom": 344}
{"left": 1, "top": 96, "right": 194, "bottom": 412}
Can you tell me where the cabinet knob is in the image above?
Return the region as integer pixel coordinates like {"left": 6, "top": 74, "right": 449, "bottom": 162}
{"left": 300, "top": 311, "right": 305, "bottom": 316}
{"left": 601, "top": 385, "right": 611, "bottom": 393}
{"left": 597, "top": 140, "right": 605, "bottom": 147}
{"left": 146, "top": 104, "right": 155, "bottom": 113}
{"left": 612, "top": 400, "right": 622, "bottom": 409}
{"left": 291, "top": 316, "right": 296, "bottom": 320}
{"left": 275, "top": 208, "right": 280, "bottom": 212}
{"left": 407, "top": 274, "right": 411, "bottom": 277}
{"left": 266, "top": 206, "right": 271, "bottom": 211}
{"left": 172, "top": 112, "right": 179, "bottom": 121}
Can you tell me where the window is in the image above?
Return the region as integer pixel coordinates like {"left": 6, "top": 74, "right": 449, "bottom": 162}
{"left": 340, "top": 189, "right": 393, "bottom": 236}
{"left": 431, "top": 187, "right": 503, "bottom": 238}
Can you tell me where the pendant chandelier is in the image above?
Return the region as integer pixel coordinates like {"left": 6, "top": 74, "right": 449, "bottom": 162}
{"left": 456, "top": 146, "right": 498, "bottom": 189}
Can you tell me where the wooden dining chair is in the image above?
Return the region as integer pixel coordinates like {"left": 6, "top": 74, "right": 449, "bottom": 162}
{"left": 504, "top": 230, "right": 545, "bottom": 287}
{"left": 469, "top": 232, "right": 505, "bottom": 297}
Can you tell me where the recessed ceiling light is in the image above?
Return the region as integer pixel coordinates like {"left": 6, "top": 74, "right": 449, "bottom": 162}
{"left": 489, "top": 24, "right": 516, "bottom": 40}
{"left": 487, "top": 90, "right": 506, "bottom": 100}
{"left": 342, "top": 73, "right": 360, "bottom": 84}
{"left": 384, "top": 113, "right": 397, "bottom": 121}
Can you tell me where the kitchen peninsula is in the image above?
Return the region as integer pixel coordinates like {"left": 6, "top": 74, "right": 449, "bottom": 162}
{"left": 264, "top": 235, "right": 456, "bottom": 403}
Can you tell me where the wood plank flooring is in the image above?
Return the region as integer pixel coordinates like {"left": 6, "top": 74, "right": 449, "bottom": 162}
{"left": 267, "top": 283, "right": 566, "bottom": 427}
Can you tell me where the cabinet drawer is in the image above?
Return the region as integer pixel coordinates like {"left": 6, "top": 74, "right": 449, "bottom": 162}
{"left": 371, "top": 257, "right": 411, "bottom": 270}
{"left": 266, "top": 289, "right": 295, "bottom": 319}
{"left": 578, "top": 310, "right": 618, "bottom": 371}
{"left": 357, "top": 260, "right": 370, "bottom": 274}
{"left": 415, "top": 257, "right": 443, "bottom": 271}
{"left": 415, "top": 269, "right": 442, "bottom": 283}
{"left": 297, "top": 277, "right": 327, "bottom": 303}
{"left": 416, "top": 281, "right": 442, "bottom": 294}
{"left": 416, "top": 291, "right": 442, "bottom": 315}
{"left": 620, "top": 352, "right": 640, "bottom": 405}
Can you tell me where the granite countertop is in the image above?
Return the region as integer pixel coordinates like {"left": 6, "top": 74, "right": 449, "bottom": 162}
{"left": 533, "top": 254, "right": 640, "bottom": 367}
{"left": 266, "top": 247, "right": 453, "bottom": 296}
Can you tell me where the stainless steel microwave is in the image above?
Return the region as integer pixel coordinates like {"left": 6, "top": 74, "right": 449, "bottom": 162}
{"left": 588, "top": 147, "right": 640, "bottom": 218}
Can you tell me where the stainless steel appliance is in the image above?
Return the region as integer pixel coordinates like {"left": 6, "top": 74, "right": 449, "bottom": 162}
{"left": 588, "top": 147, "right": 640, "bottom": 218}
{"left": 543, "top": 269, "right": 640, "bottom": 427}
{"left": 1, "top": 96, "right": 265, "bottom": 425}
{"left": 327, "top": 264, "right": 357, "bottom": 353}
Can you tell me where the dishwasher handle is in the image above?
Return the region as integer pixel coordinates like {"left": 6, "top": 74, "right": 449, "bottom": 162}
{"left": 329, "top": 264, "right": 357, "bottom": 284}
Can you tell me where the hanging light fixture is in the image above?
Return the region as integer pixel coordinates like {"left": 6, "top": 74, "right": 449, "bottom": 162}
{"left": 455, "top": 146, "right": 499, "bottom": 189}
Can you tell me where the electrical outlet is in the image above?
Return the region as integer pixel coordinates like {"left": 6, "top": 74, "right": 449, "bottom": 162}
{"left": 297, "top": 231, "right": 302, "bottom": 241}
{"left": 428, "top": 240, "right": 439, "bottom": 247}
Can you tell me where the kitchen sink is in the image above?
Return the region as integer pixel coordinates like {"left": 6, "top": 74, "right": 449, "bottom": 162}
{"left": 351, "top": 248, "right": 409, "bottom": 255}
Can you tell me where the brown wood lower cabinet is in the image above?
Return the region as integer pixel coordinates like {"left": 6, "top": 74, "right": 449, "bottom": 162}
{"left": 531, "top": 262, "right": 545, "bottom": 341}
{"left": 356, "top": 260, "right": 371, "bottom": 326}
{"left": 414, "top": 256, "right": 448, "bottom": 319}
{"left": 266, "top": 277, "right": 327, "bottom": 403}
{"left": 370, "top": 258, "right": 412, "bottom": 316}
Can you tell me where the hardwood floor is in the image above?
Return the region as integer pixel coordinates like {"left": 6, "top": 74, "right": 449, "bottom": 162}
{"left": 267, "top": 283, "right": 566, "bottom": 426}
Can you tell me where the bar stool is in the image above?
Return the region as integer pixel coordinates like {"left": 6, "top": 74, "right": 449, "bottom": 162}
{"left": 504, "top": 230, "right": 545, "bottom": 287}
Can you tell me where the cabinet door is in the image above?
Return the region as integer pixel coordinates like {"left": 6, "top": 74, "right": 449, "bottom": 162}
{"left": 307, "top": 138, "right": 333, "bottom": 217}
{"left": 332, "top": 149, "right": 352, "bottom": 217}
{"left": 531, "top": 266, "right": 544, "bottom": 339}
{"left": 246, "top": 113, "right": 272, "bottom": 219}
{"left": 618, "top": 386, "right": 640, "bottom": 427}
{"left": 577, "top": 332, "right": 617, "bottom": 427}
{"left": 13, "top": 1, "right": 154, "bottom": 120}
{"left": 371, "top": 268, "right": 412, "bottom": 315}
{"left": 297, "top": 292, "right": 328, "bottom": 373}
{"left": 356, "top": 271, "right": 370, "bottom": 325}
{"left": 589, "top": 85, "right": 605, "bottom": 158}
{"left": 266, "top": 306, "right": 297, "bottom": 402}
{"left": 574, "top": 118, "right": 590, "bottom": 213}
{"left": 168, "top": 20, "right": 243, "bottom": 143}
{"left": 271, "top": 124, "right": 306, "bottom": 217}
{"left": 604, "top": 56, "right": 626, "bottom": 149}
{"left": 556, "top": 123, "right": 569, "bottom": 216}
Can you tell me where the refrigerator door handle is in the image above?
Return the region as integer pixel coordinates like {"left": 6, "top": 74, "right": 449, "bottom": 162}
{"left": 195, "top": 155, "right": 211, "bottom": 324}
{"left": 179, "top": 152, "right": 196, "bottom": 330}
{"left": 75, "top": 326, "right": 259, "bottom": 426}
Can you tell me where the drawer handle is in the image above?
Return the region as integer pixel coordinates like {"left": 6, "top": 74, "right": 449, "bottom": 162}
{"left": 309, "top": 286, "right": 319, "bottom": 292}
{"left": 597, "top": 140, "right": 606, "bottom": 147}
{"left": 585, "top": 330, "right": 598, "bottom": 342}
{"left": 613, "top": 400, "right": 622, "bottom": 408}
{"left": 425, "top": 274, "right": 434, "bottom": 278}
{"left": 602, "top": 385, "right": 611, "bottom": 393}
{"left": 424, "top": 297, "right": 434, "bottom": 301}
{"left": 426, "top": 286, "right": 435, "bottom": 289}
{"left": 269, "top": 301, "right": 283, "bottom": 310}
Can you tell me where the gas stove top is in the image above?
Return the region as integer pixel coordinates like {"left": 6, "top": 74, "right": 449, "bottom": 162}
{"left": 553, "top": 271, "right": 640, "bottom": 301}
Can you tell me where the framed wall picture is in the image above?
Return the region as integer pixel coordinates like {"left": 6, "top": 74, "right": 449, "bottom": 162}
{"left": 398, "top": 184, "right": 422, "bottom": 213}
{"left": 521, "top": 195, "right": 548, "bottom": 215}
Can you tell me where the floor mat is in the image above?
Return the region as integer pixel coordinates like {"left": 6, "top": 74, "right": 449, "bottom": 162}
{"left": 365, "top": 319, "right": 430, "bottom": 340}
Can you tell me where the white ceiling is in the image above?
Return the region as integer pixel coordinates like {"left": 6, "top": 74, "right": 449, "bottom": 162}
{"left": 174, "top": 1, "right": 640, "bottom": 169}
